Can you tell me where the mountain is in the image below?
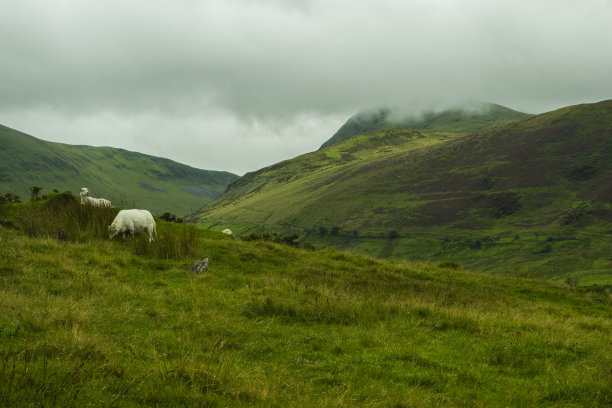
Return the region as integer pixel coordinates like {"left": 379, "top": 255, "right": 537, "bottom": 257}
{"left": 191, "top": 100, "right": 612, "bottom": 284}
{"left": 320, "top": 102, "right": 531, "bottom": 149}
{"left": 0, "top": 124, "right": 238, "bottom": 216}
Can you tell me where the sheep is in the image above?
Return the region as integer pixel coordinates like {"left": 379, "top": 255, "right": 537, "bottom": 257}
{"left": 108, "top": 209, "right": 157, "bottom": 242}
{"left": 222, "top": 229, "right": 233, "bottom": 235}
{"left": 79, "top": 187, "right": 112, "bottom": 207}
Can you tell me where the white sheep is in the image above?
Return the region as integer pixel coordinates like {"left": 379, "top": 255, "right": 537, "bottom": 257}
{"left": 108, "top": 209, "right": 157, "bottom": 242}
{"left": 222, "top": 229, "right": 233, "bottom": 235}
{"left": 79, "top": 187, "right": 112, "bottom": 207}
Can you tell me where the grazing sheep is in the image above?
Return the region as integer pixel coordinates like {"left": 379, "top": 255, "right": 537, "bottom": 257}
{"left": 79, "top": 187, "right": 112, "bottom": 207}
{"left": 108, "top": 209, "right": 157, "bottom": 242}
{"left": 222, "top": 229, "right": 233, "bottom": 235}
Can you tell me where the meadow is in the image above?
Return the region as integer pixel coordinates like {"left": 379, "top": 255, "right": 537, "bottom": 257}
{"left": 1, "top": 194, "right": 611, "bottom": 406}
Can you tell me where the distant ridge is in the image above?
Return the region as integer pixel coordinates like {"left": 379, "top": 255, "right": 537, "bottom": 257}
{"left": 0, "top": 124, "right": 238, "bottom": 216}
{"left": 320, "top": 102, "right": 531, "bottom": 149}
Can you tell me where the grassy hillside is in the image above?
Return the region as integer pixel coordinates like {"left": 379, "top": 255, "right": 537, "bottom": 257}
{"left": 192, "top": 100, "right": 612, "bottom": 284}
{"left": 1, "top": 200, "right": 611, "bottom": 407}
{"left": 320, "top": 103, "right": 531, "bottom": 149}
{"left": 0, "top": 124, "right": 238, "bottom": 216}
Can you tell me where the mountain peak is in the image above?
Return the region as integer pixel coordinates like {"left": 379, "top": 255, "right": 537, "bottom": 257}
{"left": 320, "top": 102, "right": 530, "bottom": 149}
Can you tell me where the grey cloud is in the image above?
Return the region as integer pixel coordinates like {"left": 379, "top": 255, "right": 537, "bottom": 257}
{"left": 1, "top": 0, "right": 611, "bottom": 174}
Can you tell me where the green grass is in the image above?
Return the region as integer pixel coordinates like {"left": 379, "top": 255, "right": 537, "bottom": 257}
{"left": 0, "top": 124, "right": 237, "bottom": 216}
{"left": 1, "top": 199, "right": 611, "bottom": 406}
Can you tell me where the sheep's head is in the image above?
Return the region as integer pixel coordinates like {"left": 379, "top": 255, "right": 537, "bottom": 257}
{"left": 108, "top": 225, "right": 118, "bottom": 240}
{"left": 80, "top": 187, "right": 89, "bottom": 196}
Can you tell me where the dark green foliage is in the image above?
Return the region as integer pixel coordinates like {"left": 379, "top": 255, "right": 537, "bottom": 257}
{"left": 241, "top": 232, "right": 272, "bottom": 242}
{"left": 28, "top": 186, "right": 42, "bottom": 201}
{"left": 159, "top": 212, "right": 184, "bottom": 223}
{"left": 2, "top": 191, "right": 21, "bottom": 203}
{"left": 44, "top": 191, "right": 79, "bottom": 209}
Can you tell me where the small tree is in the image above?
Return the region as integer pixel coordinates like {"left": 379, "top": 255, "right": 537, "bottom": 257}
{"left": 29, "top": 186, "right": 43, "bottom": 201}
{"left": 160, "top": 212, "right": 177, "bottom": 222}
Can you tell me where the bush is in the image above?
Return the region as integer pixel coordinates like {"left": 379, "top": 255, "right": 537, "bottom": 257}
{"left": 3, "top": 192, "right": 21, "bottom": 203}
{"left": 276, "top": 234, "right": 299, "bottom": 247}
{"left": 241, "top": 232, "right": 271, "bottom": 242}
{"left": 159, "top": 212, "right": 184, "bottom": 223}
{"left": 559, "top": 202, "right": 590, "bottom": 225}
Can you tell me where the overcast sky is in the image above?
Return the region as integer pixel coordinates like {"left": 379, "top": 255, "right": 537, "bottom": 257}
{"left": 1, "top": 0, "right": 611, "bottom": 175}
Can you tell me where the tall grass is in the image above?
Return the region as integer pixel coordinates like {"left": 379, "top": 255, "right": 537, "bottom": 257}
{"left": 13, "top": 192, "right": 116, "bottom": 242}
{"left": 130, "top": 223, "right": 199, "bottom": 259}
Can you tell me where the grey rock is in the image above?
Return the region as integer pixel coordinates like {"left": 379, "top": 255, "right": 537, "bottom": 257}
{"left": 190, "top": 258, "right": 209, "bottom": 274}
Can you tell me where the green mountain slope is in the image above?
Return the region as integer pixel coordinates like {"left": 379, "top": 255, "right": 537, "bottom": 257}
{"left": 192, "top": 100, "right": 612, "bottom": 283}
{"left": 0, "top": 124, "right": 238, "bottom": 216}
{"left": 320, "top": 103, "right": 531, "bottom": 149}
{"left": 1, "top": 206, "right": 611, "bottom": 407}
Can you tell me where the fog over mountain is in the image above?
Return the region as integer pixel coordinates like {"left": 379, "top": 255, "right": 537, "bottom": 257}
{"left": 1, "top": 0, "right": 611, "bottom": 174}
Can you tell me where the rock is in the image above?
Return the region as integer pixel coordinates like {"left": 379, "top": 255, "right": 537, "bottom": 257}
{"left": 190, "top": 258, "right": 209, "bottom": 274}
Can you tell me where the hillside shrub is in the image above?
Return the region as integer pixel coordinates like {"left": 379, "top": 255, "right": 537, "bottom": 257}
{"left": 159, "top": 212, "right": 184, "bottom": 223}
{"left": 2, "top": 191, "right": 21, "bottom": 203}
{"left": 241, "top": 232, "right": 271, "bottom": 242}
{"left": 559, "top": 202, "right": 591, "bottom": 225}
